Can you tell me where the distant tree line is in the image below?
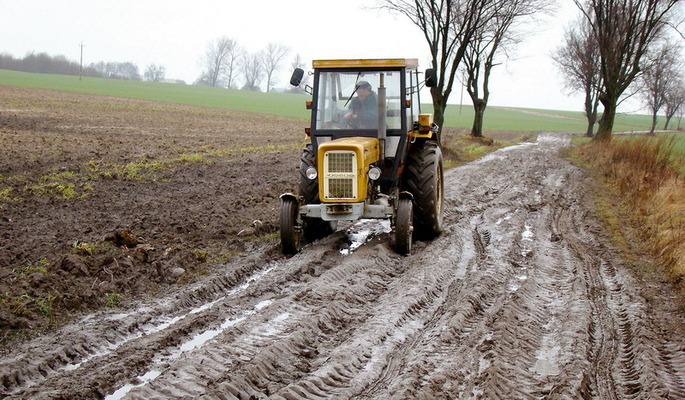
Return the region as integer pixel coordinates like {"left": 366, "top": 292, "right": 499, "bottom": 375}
{"left": 0, "top": 52, "right": 167, "bottom": 82}
{"left": 0, "top": 52, "right": 99, "bottom": 77}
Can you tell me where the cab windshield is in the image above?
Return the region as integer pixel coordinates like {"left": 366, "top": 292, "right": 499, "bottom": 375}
{"left": 315, "top": 71, "right": 402, "bottom": 131}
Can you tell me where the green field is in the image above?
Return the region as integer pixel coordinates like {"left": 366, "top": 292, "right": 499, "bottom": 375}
{"left": 0, "top": 69, "right": 661, "bottom": 133}
{"left": 0, "top": 69, "right": 309, "bottom": 119}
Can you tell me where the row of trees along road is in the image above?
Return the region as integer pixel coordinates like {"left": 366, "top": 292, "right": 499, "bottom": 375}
{"left": 380, "top": 0, "right": 553, "bottom": 141}
{"left": 381, "top": 0, "right": 683, "bottom": 142}
{"left": 198, "top": 37, "right": 295, "bottom": 93}
{"left": 555, "top": 0, "right": 684, "bottom": 138}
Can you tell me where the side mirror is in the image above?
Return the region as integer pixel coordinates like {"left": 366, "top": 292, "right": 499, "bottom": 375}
{"left": 290, "top": 68, "right": 304, "bottom": 87}
{"left": 425, "top": 68, "right": 437, "bottom": 87}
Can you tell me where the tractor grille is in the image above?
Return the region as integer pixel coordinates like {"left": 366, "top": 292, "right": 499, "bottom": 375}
{"left": 327, "top": 152, "right": 354, "bottom": 173}
{"left": 323, "top": 151, "right": 357, "bottom": 200}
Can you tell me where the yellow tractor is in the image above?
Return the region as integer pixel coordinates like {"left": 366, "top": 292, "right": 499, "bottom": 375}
{"left": 281, "top": 59, "right": 443, "bottom": 255}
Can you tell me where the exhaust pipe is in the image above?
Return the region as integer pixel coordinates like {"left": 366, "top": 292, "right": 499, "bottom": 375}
{"left": 377, "top": 73, "right": 386, "bottom": 164}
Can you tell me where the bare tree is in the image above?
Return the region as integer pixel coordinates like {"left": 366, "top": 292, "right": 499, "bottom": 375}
{"left": 463, "top": 0, "right": 552, "bottom": 137}
{"left": 664, "top": 76, "right": 685, "bottom": 129}
{"left": 380, "top": 0, "right": 500, "bottom": 141}
{"left": 144, "top": 64, "right": 166, "bottom": 82}
{"left": 553, "top": 15, "right": 604, "bottom": 137}
{"left": 241, "top": 52, "right": 264, "bottom": 91}
{"left": 261, "top": 43, "right": 289, "bottom": 93}
{"left": 200, "top": 36, "right": 239, "bottom": 88}
{"left": 639, "top": 41, "right": 682, "bottom": 134}
{"left": 573, "top": 0, "right": 680, "bottom": 141}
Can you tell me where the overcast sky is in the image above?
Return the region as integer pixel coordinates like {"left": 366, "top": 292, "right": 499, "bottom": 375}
{"left": 1, "top": 0, "right": 605, "bottom": 112}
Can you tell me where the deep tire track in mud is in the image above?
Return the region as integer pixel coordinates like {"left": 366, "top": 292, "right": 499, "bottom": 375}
{"left": 2, "top": 133, "right": 685, "bottom": 399}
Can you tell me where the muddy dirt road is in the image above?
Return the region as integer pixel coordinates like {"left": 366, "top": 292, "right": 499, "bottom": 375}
{"left": 2, "top": 133, "right": 685, "bottom": 399}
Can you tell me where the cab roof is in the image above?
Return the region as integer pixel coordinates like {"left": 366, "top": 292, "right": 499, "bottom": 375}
{"left": 312, "top": 58, "right": 419, "bottom": 70}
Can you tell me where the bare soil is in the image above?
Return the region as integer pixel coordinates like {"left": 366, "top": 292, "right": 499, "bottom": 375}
{"left": 1, "top": 87, "right": 685, "bottom": 399}
{"left": 0, "top": 86, "right": 303, "bottom": 337}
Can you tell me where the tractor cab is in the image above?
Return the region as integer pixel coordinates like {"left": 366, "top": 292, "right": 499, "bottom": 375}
{"left": 282, "top": 59, "right": 442, "bottom": 255}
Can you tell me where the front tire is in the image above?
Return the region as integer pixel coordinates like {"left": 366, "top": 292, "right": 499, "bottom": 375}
{"left": 403, "top": 142, "right": 444, "bottom": 239}
{"left": 394, "top": 198, "right": 413, "bottom": 255}
{"left": 280, "top": 197, "right": 301, "bottom": 255}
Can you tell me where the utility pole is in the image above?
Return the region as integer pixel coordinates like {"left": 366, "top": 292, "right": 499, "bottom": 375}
{"left": 79, "top": 41, "right": 84, "bottom": 80}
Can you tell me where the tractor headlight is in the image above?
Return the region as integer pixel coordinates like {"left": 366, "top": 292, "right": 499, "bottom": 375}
{"left": 368, "top": 166, "right": 381, "bottom": 181}
{"left": 305, "top": 166, "right": 318, "bottom": 180}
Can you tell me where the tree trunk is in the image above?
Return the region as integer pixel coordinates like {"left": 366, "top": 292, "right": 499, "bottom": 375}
{"left": 584, "top": 89, "right": 596, "bottom": 138}
{"left": 585, "top": 120, "right": 595, "bottom": 137}
{"left": 648, "top": 112, "right": 658, "bottom": 136}
{"left": 471, "top": 99, "right": 486, "bottom": 138}
{"left": 664, "top": 116, "right": 672, "bottom": 130}
{"left": 595, "top": 96, "right": 616, "bottom": 142}
{"left": 431, "top": 87, "right": 446, "bottom": 144}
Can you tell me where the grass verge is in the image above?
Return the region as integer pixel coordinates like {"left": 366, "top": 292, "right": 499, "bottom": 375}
{"left": 568, "top": 134, "right": 685, "bottom": 286}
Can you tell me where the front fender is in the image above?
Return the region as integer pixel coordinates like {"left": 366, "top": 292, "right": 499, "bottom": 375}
{"left": 280, "top": 193, "right": 299, "bottom": 203}
{"left": 399, "top": 191, "right": 414, "bottom": 201}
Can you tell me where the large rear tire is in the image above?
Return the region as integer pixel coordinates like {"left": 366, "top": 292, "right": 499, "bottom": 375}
{"left": 403, "top": 141, "right": 444, "bottom": 239}
{"left": 298, "top": 144, "right": 333, "bottom": 241}
{"left": 298, "top": 144, "right": 319, "bottom": 204}
{"left": 394, "top": 198, "right": 413, "bottom": 255}
{"left": 280, "top": 197, "right": 301, "bottom": 255}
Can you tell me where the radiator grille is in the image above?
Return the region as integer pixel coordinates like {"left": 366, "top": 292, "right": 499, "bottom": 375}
{"left": 327, "top": 178, "right": 354, "bottom": 199}
{"left": 323, "top": 151, "right": 357, "bottom": 200}
{"left": 327, "top": 152, "right": 354, "bottom": 173}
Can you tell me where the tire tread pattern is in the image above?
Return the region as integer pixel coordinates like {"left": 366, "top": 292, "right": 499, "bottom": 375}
{"left": 402, "top": 141, "right": 444, "bottom": 239}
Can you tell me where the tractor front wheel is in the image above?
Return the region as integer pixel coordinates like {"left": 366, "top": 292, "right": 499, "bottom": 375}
{"left": 394, "top": 197, "right": 413, "bottom": 255}
{"left": 280, "top": 197, "right": 301, "bottom": 255}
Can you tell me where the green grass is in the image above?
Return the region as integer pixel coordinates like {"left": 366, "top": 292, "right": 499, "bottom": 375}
{"left": 663, "top": 132, "right": 685, "bottom": 157}
{"left": 1, "top": 69, "right": 660, "bottom": 132}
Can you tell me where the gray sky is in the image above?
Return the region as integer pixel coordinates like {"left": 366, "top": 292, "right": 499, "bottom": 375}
{"left": 1, "top": 0, "right": 593, "bottom": 111}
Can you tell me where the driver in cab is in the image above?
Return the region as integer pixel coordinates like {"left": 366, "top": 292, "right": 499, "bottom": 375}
{"left": 342, "top": 80, "right": 377, "bottom": 129}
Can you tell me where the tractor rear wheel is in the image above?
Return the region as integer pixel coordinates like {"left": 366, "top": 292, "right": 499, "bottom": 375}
{"left": 280, "top": 197, "right": 301, "bottom": 255}
{"left": 298, "top": 144, "right": 333, "bottom": 241}
{"left": 394, "top": 197, "right": 413, "bottom": 255}
{"left": 298, "top": 144, "right": 319, "bottom": 204}
{"left": 403, "top": 141, "right": 444, "bottom": 239}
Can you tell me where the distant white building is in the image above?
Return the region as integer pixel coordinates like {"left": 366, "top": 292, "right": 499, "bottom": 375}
{"left": 161, "top": 79, "right": 186, "bottom": 85}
